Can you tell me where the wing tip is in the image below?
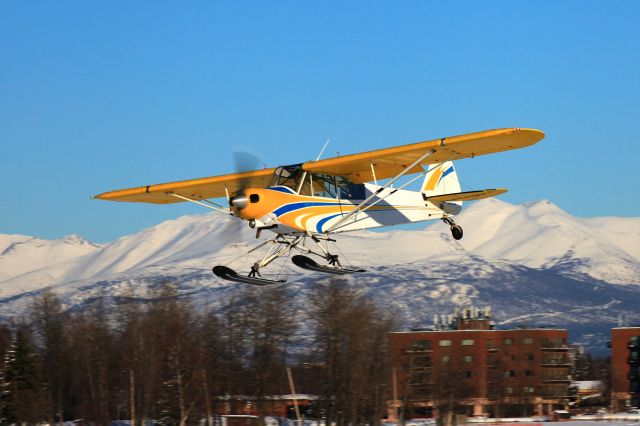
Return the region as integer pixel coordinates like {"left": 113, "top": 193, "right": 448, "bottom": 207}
{"left": 514, "top": 127, "right": 545, "bottom": 143}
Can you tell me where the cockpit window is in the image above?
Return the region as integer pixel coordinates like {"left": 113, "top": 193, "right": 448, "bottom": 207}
{"left": 271, "top": 164, "right": 302, "bottom": 189}
{"left": 270, "top": 165, "right": 364, "bottom": 200}
{"left": 339, "top": 183, "right": 365, "bottom": 200}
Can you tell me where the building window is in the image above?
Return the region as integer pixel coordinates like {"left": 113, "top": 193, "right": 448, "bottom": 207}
{"left": 523, "top": 337, "right": 534, "bottom": 344}
{"left": 439, "top": 339, "right": 452, "bottom": 347}
{"left": 464, "top": 371, "right": 472, "bottom": 378}
{"left": 486, "top": 339, "right": 495, "bottom": 349}
{"left": 463, "top": 355, "right": 473, "bottom": 362}
{"left": 504, "top": 338, "right": 513, "bottom": 345}
{"left": 441, "top": 355, "right": 450, "bottom": 364}
{"left": 504, "top": 370, "right": 516, "bottom": 377}
{"left": 415, "top": 356, "right": 431, "bottom": 367}
{"left": 462, "top": 339, "right": 475, "bottom": 346}
{"left": 504, "top": 387, "right": 513, "bottom": 394}
{"left": 524, "top": 386, "right": 535, "bottom": 393}
{"left": 527, "top": 353, "right": 535, "bottom": 361}
{"left": 411, "top": 339, "right": 431, "bottom": 351}
{"left": 525, "top": 369, "right": 534, "bottom": 376}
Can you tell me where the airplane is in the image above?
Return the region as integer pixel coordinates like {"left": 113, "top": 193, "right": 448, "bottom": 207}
{"left": 94, "top": 127, "right": 545, "bottom": 285}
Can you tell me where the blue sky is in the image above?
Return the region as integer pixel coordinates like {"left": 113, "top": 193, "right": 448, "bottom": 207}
{"left": 1, "top": 1, "right": 638, "bottom": 242}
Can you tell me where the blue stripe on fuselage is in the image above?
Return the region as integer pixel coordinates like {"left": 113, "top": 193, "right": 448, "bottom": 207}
{"left": 316, "top": 213, "right": 344, "bottom": 233}
{"left": 267, "top": 186, "right": 296, "bottom": 194}
{"left": 272, "top": 201, "right": 342, "bottom": 217}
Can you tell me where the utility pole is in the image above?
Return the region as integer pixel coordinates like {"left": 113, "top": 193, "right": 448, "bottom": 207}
{"left": 202, "top": 369, "right": 213, "bottom": 426}
{"left": 130, "top": 369, "right": 136, "bottom": 426}
{"left": 286, "top": 368, "right": 302, "bottom": 426}
{"left": 392, "top": 368, "right": 399, "bottom": 422}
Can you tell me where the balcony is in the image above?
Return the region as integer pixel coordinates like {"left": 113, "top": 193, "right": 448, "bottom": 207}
{"left": 412, "top": 365, "right": 433, "bottom": 372}
{"left": 409, "top": 381, "right": 433, "bottom": 387}
{"left": 542, "top": 377, "right": 572, "bottom": 383}
{"left": 405, "top": 347, "right": 433, "bottom": 354}
{"left": 628, "top": 356, "right": 640, "bottom": 365}
{"left": 541, "top": 343, "right": 570, "bottom": 351}
{"left": 541, "top": 360, "right": 572, "bottom": 367}
{"left": 539, "top": 394, "right": 570, "bottom": 399}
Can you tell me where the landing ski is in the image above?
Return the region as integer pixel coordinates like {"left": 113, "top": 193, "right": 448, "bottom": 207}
{"left": 212, "top": 266, "right": 285, "bottom": 286}
{"left": 291, "top": 255, "right": 366, "bottom": 275}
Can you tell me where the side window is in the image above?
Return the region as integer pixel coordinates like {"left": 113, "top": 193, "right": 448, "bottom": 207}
{"left": 339, "top": 183, "right": 366, "bottom": 200}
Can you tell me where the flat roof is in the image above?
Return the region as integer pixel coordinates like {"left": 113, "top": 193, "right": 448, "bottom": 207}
{"left": 390, "top": 328, "right": 567, "bottom": 334}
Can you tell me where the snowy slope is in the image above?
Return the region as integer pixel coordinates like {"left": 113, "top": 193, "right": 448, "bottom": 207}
{"left": 0, "top": 234, "right": 100, "bottom": 282}
{"left": 450, "top": 199, "right": 640, "bottom": 285}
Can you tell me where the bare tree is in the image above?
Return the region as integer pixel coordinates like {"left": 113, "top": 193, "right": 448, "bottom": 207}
{"left": 30, "top": 289, "right": 71, "bottom": 424}
{"left": 311, "top": 280, "right": 396, "bottom": 425}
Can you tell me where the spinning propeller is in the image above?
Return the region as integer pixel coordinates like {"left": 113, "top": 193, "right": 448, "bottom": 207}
{"left": 228, "top": 151, "right": 261, "bottom": 216}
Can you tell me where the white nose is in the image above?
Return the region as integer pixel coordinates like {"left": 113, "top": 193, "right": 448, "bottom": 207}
{"left": 230, "top": 194, "right": 248, "bottom": 209}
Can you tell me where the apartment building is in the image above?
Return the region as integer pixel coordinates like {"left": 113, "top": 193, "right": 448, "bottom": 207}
{"left": 611, "top": 327, "right": 640, "bottom": 410}
{"left": 388, "top": 308, "right": 571, "bottom": 419}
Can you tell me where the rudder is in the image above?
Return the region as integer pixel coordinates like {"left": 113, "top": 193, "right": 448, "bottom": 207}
{"left": 422, "top": 161, "right": 461, "bottom": 197}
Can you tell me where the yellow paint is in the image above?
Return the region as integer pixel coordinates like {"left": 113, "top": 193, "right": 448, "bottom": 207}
{"left": 423, "top": 166, "right": 443, "bottom": 191}
{"left": 302, "top": 128, "right": 545, "bottom": 183}
{"left": 93, "top": 168, "right": 276, "bottom": 204}
{"left": 93, "top": 128, "right": 544, "bottom": 205}
{"left": 426, "top": 188, "right": 507, "bottom": 203}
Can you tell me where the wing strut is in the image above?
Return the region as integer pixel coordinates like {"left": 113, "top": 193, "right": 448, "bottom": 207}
{"left": 166, "top": 193, "right": 231, "bottom": 215}
{"left": 329, "top": 154, "right": 461, "bottom": 233}
{"left": 324, "top": 148, "right": 437, "bottom": 233}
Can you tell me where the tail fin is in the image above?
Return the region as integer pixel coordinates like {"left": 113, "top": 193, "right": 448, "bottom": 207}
{"left": 422, "top": 161, "right": 462, "bottom": 215}
{"left": 422, "top": 161, "right": 461, "bottom": 197}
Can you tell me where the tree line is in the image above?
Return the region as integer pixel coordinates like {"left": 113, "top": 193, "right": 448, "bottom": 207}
{"left": 0, "top": 280, "right": 396, "bottom": 426}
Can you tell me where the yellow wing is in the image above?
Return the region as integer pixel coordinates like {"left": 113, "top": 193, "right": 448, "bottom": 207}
{"left": 302, "top": 128, "right": 544, "bottom": 183}
{"left": 94, "top": 127, "right": 543, "bottom": 204}
{"left": 425, "top": 188, "right": 508, "bottom": 203}
{"left": 93, "top": 168, "right": 276, "bottom": 204}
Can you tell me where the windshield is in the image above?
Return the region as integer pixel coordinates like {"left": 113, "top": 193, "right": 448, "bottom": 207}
{"left": 270, "top": 166, "right": 364, "bottom": 200}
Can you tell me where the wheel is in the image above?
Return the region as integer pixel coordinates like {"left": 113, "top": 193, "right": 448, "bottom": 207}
{"left": 451, "top": 224, "right": 463, "bottom": 240}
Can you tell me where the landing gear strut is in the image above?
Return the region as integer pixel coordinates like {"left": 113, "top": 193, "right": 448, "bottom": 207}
{"left": 442, "top": 216, "right": 463, "bottom": 240}
{"left": 212, "top": 232, "right": 366, "bottom": 284}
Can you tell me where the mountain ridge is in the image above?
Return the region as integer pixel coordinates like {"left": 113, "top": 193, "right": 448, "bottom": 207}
{"left": 1, "top": 199, "right": 638, "bottom": 354}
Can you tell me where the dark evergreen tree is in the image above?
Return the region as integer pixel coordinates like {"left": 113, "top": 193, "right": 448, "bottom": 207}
{"left": 0, "top": 324, "right": 46, "bottom": 425}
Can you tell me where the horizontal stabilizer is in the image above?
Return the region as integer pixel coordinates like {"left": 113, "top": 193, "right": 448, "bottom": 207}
{"left": 426, "top": 188, "right": 507, "bottom": 203}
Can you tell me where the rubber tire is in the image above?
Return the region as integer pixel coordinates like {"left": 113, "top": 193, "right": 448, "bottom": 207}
{"left": 451, "top": 225, "right": 463, "bottom": 240}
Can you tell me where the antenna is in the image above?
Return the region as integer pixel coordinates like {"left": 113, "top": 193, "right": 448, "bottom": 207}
{"left": 315, "top": 139, "right": 330, "bottom": 161}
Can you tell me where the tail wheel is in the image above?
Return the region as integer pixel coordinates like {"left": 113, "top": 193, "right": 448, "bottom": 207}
{"left": 451, "top": 224, "right": 463, "bottom": 240}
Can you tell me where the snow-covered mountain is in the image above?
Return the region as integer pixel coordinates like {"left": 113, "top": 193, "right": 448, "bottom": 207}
{"left": 0, "top": 199, "right": 638, "bottom": 354}
{"left": 0, "top": 234, "right": 100, "bottom": 282}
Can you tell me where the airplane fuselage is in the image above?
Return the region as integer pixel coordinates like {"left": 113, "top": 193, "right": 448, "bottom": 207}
{"left": 235, "top": 184, "right": 456, "bottom": 234}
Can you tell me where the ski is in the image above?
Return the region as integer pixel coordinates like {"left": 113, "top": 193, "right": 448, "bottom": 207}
{"left": 291, "top": 255, "right": 366, "bottom": 275}
{"left": 212, "top": 266, "right": 285, "bottom": 286}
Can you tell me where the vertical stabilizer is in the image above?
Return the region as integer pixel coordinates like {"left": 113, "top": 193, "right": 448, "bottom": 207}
{"left": 422, "top": 161, "right": 461, "bottom": 197}
{"left": 422, "top": 161, "right": 462, "bottom": 215}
